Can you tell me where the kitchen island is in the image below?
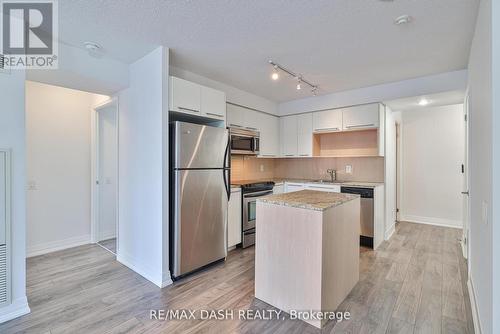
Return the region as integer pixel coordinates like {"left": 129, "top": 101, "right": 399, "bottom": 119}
{"left": 255, "top": 190, "right": 360, "bottom": 329}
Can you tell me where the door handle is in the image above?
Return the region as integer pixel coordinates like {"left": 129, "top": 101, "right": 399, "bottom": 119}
{"left": 178, "top": 106, "right": 200, "bottom": 113}
{"left": 461, "top": 191, "right": 469, "bottom": 195}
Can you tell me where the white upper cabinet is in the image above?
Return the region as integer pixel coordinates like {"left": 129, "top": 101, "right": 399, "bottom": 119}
{"left": 281, "top": 115, "right": 298, "bottom": 157}
{"left": 201, "top": 86, "right": 226, "bottom": 119}
{"left": 312, "top": 109, "right": 343, "bottom": 133}
{"left": 169, "top": 76, "right": 201, "bottom": 114}
{"left": 169, "top": 76, "right": 226, "bottom": 120}
{"left": 258, "top": 112, "right": 280, "bottom": 157}
{"left": 342, "top": 103, "right": 380, "bottom": 130}
{"left": 227, "top": 104, "right": 279, "bottom": 157}
{"left": 226, "top": 104, "right": 246, "bottom": 129}
{"left": 297, "top": 113, "right": 313, "bottom": 157}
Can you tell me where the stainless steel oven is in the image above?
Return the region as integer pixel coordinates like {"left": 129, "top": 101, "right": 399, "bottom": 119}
{"left": 241, "top": 182, "right": 274, "bottom": 248}
{"left": 230, "top": 127, "right": 260, "bottom": 155}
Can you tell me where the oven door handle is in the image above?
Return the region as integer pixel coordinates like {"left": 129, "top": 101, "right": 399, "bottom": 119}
{"left": 244, "top": 190, "right": 273, "bottom": 198}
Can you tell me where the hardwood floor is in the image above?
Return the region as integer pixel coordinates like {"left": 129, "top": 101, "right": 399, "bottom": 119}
{"left": 98, "top": 238, "right": 117, "bottom": 254}
{"left": 0, "top": 222, "right": 474, "bottom": 334}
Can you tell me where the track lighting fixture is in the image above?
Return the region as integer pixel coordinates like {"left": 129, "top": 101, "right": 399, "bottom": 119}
{"left": 268, "top": 60, "right": 319, "bottom": 96}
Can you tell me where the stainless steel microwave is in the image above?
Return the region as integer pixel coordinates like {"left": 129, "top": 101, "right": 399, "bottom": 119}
{"left": 229, "top": 127, "right": 260, "bottom": 155}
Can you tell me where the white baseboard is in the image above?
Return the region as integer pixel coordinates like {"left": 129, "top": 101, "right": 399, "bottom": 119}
{"left": 385, "top": 224, "right": 396, "bottom": 240}
{"left": 467, "top": 278, "right": 482, "bottom": 334}
{"left": 0, "top": 296, "right": 30, "bottom": 324}
{"left": 400, "top": 214, "right": 462, "bottom": 229}
{"left": 117, "top": 250, "right": 172, "bottom": 288}
{"left": 27, "top": 234, "right": 91, "bottom": 257}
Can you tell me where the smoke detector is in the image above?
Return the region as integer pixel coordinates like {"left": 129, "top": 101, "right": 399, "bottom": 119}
{"left": 394, "top": 15, "right": 412, "bottom": 25}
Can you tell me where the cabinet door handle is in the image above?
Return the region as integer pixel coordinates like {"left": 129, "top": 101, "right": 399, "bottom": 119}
{"left": 260, "top": 154, "right": 276, "bottom": 157}
{"left": 346, "top": 124, "right": 375, "bottom": 129}
{"left": 229, "top": 123, "right": 244, "bottom": 128}
{"left": 314, "top": 127, "right": 340, "bottom": 132}
{"left": 299, "top": 154, "right": 310, "bottom": 156}
{"left": 206, "top": 112, "right": 223, "bottom": 118}
{"left": 245, "top": 127, "right": 258, "bottom": 131}
{"left": 178, "top": 106, "right": 200, "bottom": 113}
{"left": 284, "top": 154, "right": 295, "bottom": 157}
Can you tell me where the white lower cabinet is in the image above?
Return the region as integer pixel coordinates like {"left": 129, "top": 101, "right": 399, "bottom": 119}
{"left": 305, "top": 184, "right": 341, "bottom": 193}
{"left": 284, "top": 182, "right": 340, "bottom": 193}
{"left": 273, "top": 184, "right": 284, "bottom": 194}
{"left": 228, "top": 188, "right": 242, "bottom": 248}
{"left": 284, "top": 182, "right": 305, "bottom": 193}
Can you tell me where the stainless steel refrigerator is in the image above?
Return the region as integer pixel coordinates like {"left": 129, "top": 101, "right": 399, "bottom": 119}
{"left": 170, "top": 121, "right": 231, "bottom": 279}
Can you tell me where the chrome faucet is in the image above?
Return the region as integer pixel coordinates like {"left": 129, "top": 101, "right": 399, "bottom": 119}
{"left": 327, "top": 169, "right": 336, "bottom": 182}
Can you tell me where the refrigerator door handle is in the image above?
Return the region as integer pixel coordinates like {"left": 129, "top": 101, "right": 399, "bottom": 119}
{"left": 223, "top": 133, "right": 231, "bottom": 200}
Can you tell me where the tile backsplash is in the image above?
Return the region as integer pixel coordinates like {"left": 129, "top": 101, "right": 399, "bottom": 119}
{"left": 274, "top": 157, "right": 385, "bottom": 182}
{"left": 231, "top": 156, "right": 384, "bottom": 183}
{"left": 231, "top": 156, "right": 275, "bottom": 182}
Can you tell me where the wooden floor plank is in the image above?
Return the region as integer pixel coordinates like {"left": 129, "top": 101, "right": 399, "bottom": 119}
{"left": 0, "top": 222, "right": 475, "bottom": 334}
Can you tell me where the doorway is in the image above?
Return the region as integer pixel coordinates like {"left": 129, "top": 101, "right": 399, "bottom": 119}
{"left": 93, "top": 99, "right": 118, "bottom": 255}
{"left": 462, "top": 94, "right": 470, "bottom": 261}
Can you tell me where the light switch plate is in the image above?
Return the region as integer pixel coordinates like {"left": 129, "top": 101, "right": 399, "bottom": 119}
{"left": 28, "top": 181, "right": 37, "bottom": 190}
{"left": 345, "top": 165, "right": 353, "bottom": 174}
{"left": 482, "top": 200, "right": 488, "bottom": 224}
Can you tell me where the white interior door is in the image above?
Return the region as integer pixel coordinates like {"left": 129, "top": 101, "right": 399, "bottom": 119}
{"left": 97, "top": 106, "right": 118, "bottom": 243}
{"left": 462, "top": 95, "right": 470, "bottom": 259}
{"left": 0, "top": 152, "right": 6, "bottom": 246}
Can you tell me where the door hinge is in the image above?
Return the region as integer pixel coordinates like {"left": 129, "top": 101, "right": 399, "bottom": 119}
{"left": 464, "top": 114, "right": 467, "bottom": 121}
{"left": 96, "top": 180, "right": 100, "bottom": 185}
{"left": 396, "top": 208, "right": 400, "bottom": 213}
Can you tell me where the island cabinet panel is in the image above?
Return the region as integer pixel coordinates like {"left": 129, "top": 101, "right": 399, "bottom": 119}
{"left": 255, "top": 197, "right": 360, "bottom": 329}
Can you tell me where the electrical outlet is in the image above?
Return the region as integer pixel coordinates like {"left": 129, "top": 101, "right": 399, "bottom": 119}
{"left": 345, "top": 165, "right": 353, "bottom": 174}
{"left": 260, "top": 164, "right": 264, "bottom": 172}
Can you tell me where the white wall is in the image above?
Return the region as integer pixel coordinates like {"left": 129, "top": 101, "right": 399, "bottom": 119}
{"left": 170, "top": 66, "right": 278, "bottom": 115}
{"left": 468, "top": 0, "right": 493, "bottom": 332}
{"left": 492, "top": 2, "right": 500, "bottom": 334}
{"left": 0, "top": 70, "right": 30, "bottom": 322}
{"left": 97, "top": 106, "right": 118, "bottom": 241}
{"left": 27, "top": 43, "right": 129, "bottom": 96}
{"left": 117, "top": 46, "right": 171, "bottom": 288}
{"left": 384, "top": 106, "right": 397, "bottom": 239}
{"left": 278, "top": 70, "right": 468, "bottom": 116}
{"left": 399, "top": 104, "right": 464, "bottom": 228}
{"left": 25, "top": 81, "right": 108, "bottom": 257}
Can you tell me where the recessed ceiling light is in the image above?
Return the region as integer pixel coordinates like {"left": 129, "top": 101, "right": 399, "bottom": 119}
{"left": 83, "top": 41, "right": 103, "bottom": 58}
{"left": 418, "top": 98, "right": 429, "bottom": 106}
{"left": 394, "top": 15, "right": 412, "bottom": 25}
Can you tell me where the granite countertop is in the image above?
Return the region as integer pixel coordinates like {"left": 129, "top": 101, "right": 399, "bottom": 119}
{"left": 231, "top": 178, "right": 383, "bottom": 188}
{"left": 258, "top": 190, "right": 359, "bottom": 211}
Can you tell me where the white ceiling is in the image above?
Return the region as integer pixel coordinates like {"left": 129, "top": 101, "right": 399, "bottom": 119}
{"left": 385, "top": 90, "right": 466, "bottom": 112}
{"left": 58, "top": 0, "right": 479, "bottom": 102}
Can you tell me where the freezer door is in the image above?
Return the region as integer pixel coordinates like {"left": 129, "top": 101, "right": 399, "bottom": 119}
{"left": 172, "top": 169, "right": 228, "bottom": 277}
{"left": 173, "top": 122, "right": 229, "bottom": 169}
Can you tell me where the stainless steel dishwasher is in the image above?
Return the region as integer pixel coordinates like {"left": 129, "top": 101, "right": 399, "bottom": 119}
{"left": 341, "top": 186, "right": 374, "bottom": 248}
